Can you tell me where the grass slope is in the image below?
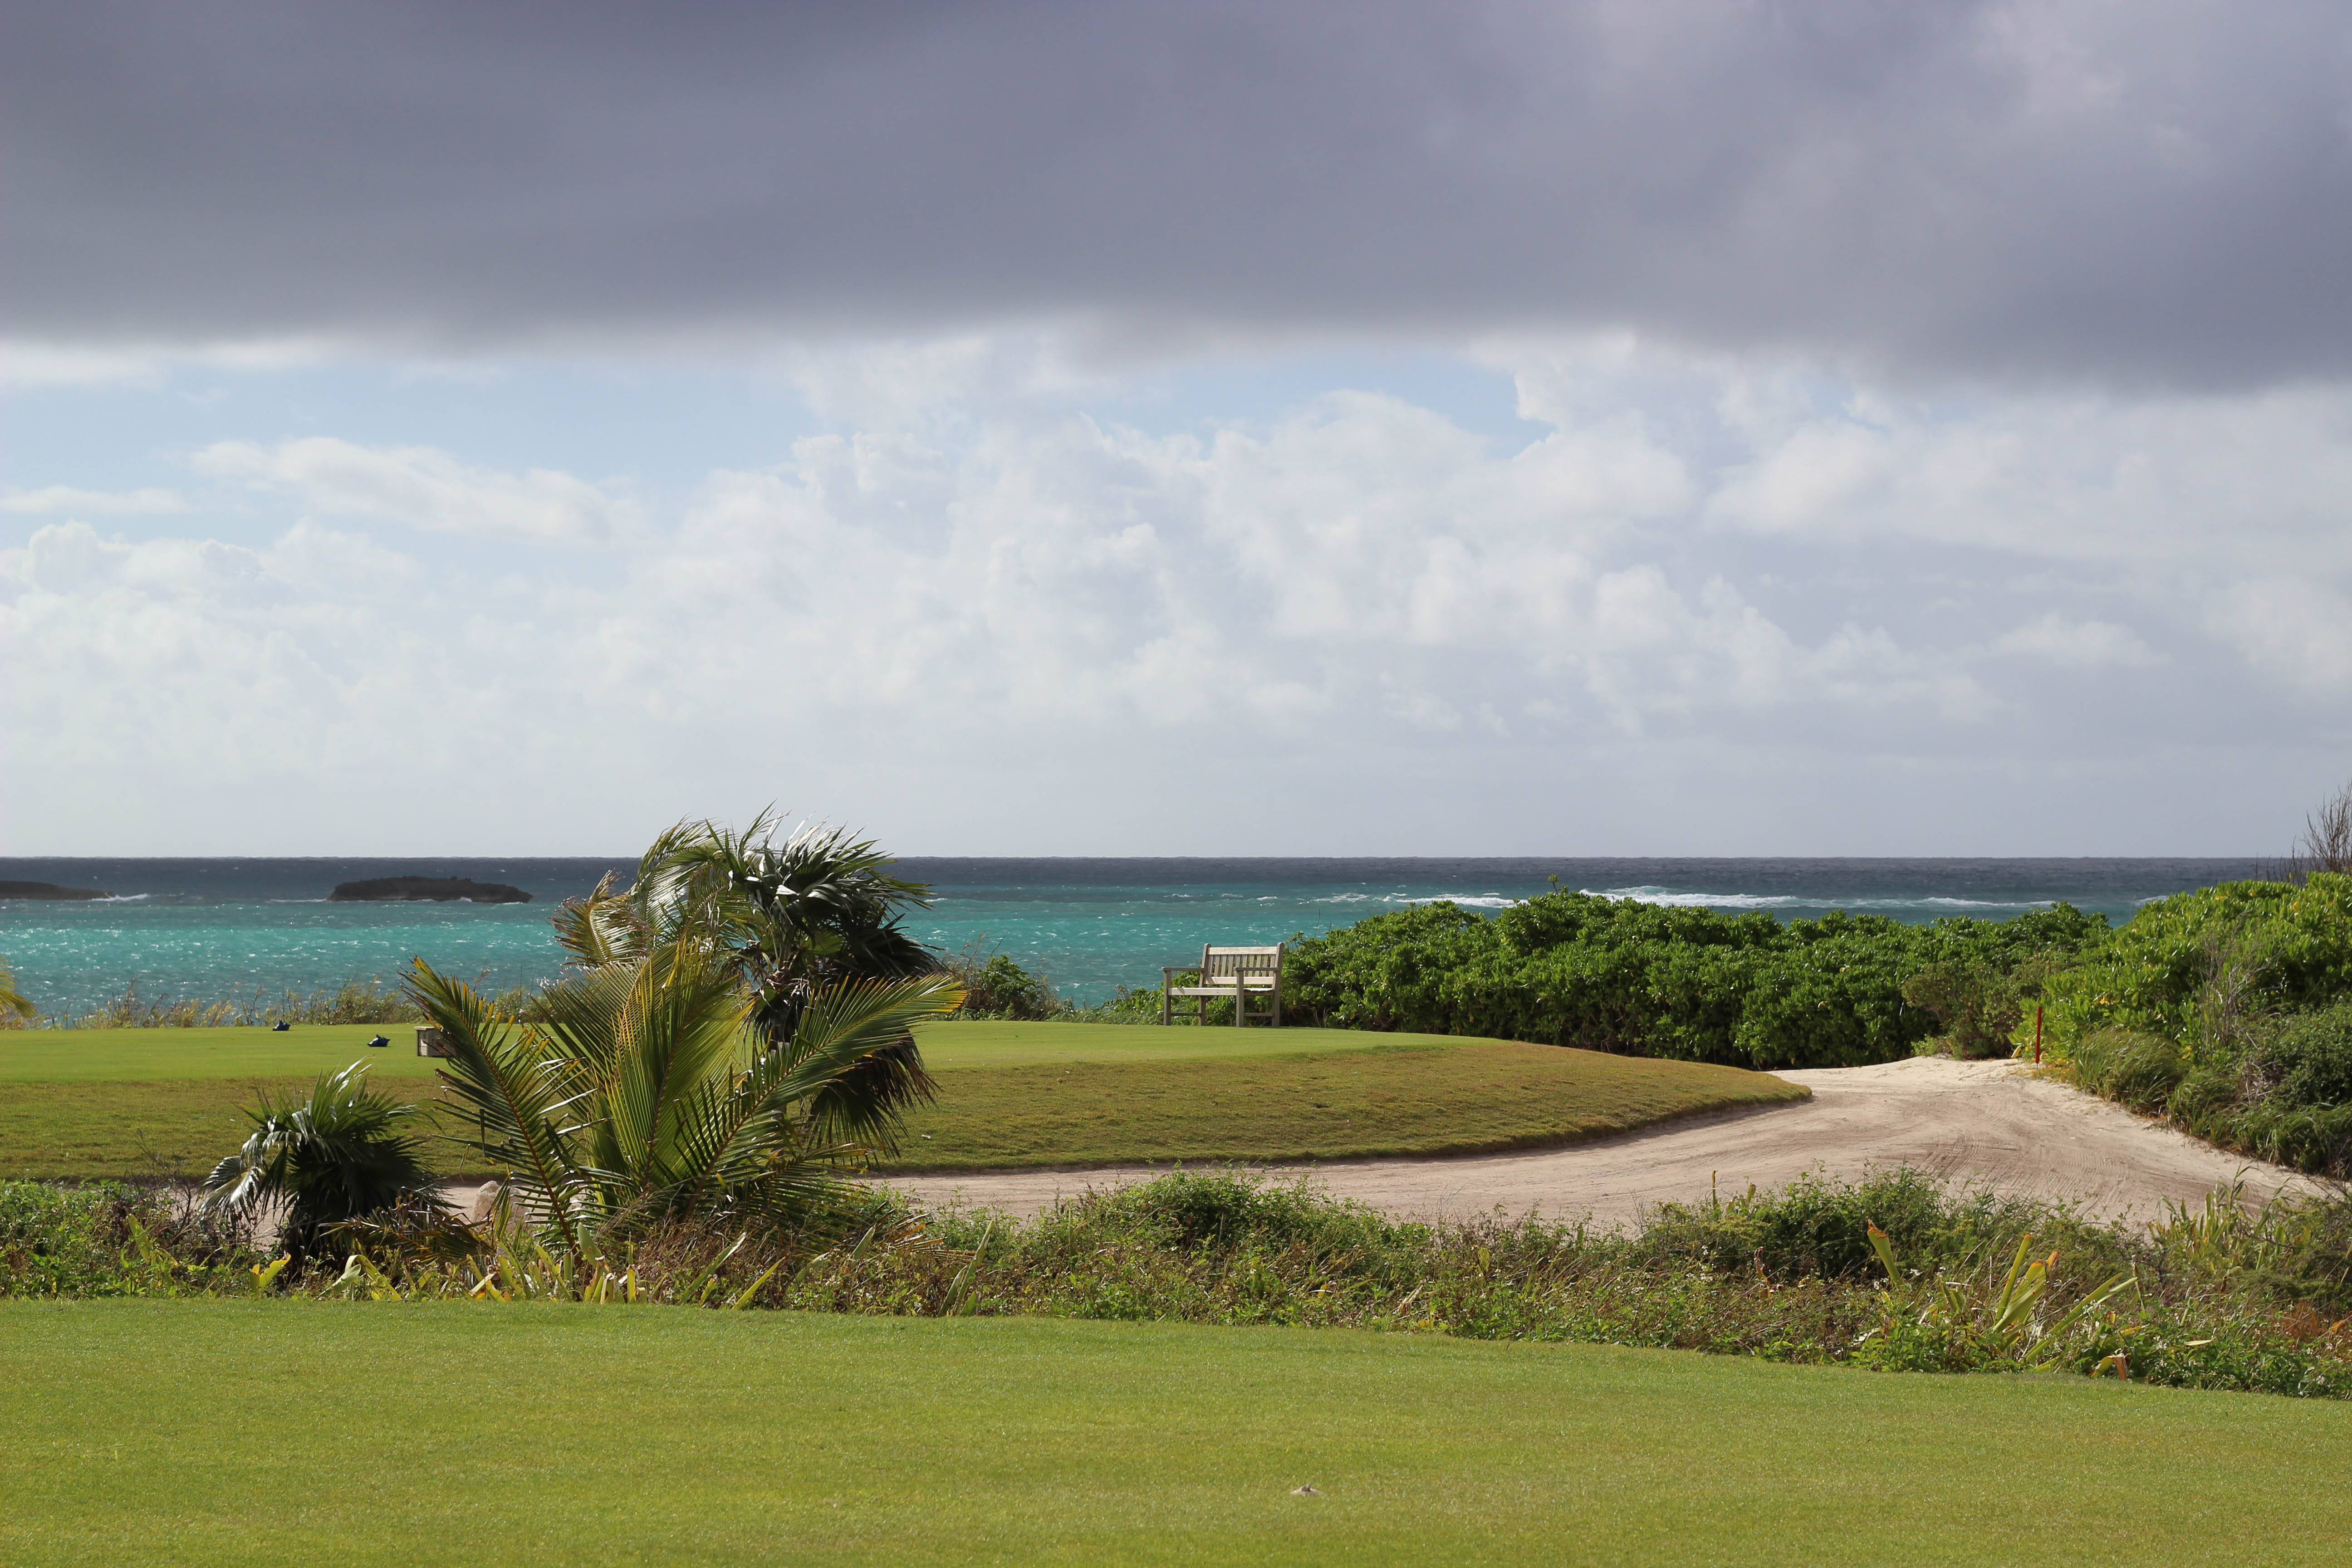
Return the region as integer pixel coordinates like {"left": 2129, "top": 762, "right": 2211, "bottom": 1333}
{"left": 0, "top": 1021, "right": 1803, "bottom": 1179}
{"left": 883, "top": 1041, "right": 1803, "bottom": 1170}
{"left": 5, "top": 1301, "right": 2350, "bottom": 1567}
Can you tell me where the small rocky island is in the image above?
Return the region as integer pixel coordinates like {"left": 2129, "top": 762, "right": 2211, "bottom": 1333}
{"left": 328, "top": 876, "right": 532, "bottom": 904}
{"left": 0, "top": 880, "right": 112, "bottom": 900}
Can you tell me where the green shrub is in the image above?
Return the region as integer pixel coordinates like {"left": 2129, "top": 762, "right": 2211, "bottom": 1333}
{"left": 2068, "top": 1028, "right": 2188, "bottom": 1112}
{"left": 2255, "top": 1003, "right": 2352, "bottom": 1110}
{"left": 2041, "top": 875, "right": 2352, "bottom": 1054}
{"left": 940, "top": 948, "right": 1073, "bottom": 1020}
{"left": 1901, "top": 961, "right": 2022, "bottom": 1058}
{"left": 2034, "top": 882, "right": 2352, "bottom": 1172}
{"left": 1283, "top": 892, "right": 2107, "bottom": 1070}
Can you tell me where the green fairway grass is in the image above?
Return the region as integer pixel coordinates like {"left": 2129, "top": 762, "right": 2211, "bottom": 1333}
{"left": 915, "top": 1019, "right": 1458, "bottom": 1066}
{"left": 884, "top": 1040, "right": 1803, "bottom": 1169}
{"left": 0, "top": 1022, "right": 443, "bottom": 1083}
{"left": 0, "top": 1019, "right": 1458, "bottom": 1083}
{"left": 0, "top": 1021, "right": 1804, "bottom": 1179}
{"left": 3, "top": 1301, "right": 2347, "bottom": 1567}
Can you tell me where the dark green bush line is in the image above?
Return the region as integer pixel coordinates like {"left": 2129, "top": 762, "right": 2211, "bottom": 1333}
{"left": 2040, "top": 876, "right": 2352, "bottom": 1175}
{"left": 1279, "top": 893, "right": 2109, "bottom": 1070}
{"left": 9, "top": 1171, "right": 2348, "bottom": 1399}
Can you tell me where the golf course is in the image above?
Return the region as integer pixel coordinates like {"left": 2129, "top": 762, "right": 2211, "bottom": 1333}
{"left": 0, "top": 1019, "right": 1808, "bottom": 1179}
{"left": 7, "top": 824, "right": 2352, "bottom": 1567}
{"left": 7, "top": 1300, "right": 2350, "bottom": 1566}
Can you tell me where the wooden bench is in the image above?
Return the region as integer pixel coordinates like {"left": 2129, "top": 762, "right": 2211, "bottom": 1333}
{"left": 1162, "top": 943, "right": 1284, "bottom": 1026}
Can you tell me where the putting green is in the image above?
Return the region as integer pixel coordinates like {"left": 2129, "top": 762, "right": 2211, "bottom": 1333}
{"left": 884, "top": 1041, "right": 1803, "bottom": 1170}
{"left": 4, "top": 1301, "right": 2348, "bottom": 1566}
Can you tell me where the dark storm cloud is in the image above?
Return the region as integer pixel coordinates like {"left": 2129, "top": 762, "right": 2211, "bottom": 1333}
{"left": 7, "top": 0, "right": 2350, "bottom": 384}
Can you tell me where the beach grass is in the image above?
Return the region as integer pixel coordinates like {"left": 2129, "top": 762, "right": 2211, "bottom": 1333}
{"left": 0, "top": 1022, "right": 1803, "bottom": 1179}
{"left": 5, "top": 1299, "right": 2349, "bottom": 1567}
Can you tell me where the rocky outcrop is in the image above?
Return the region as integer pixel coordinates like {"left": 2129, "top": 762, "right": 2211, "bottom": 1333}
{"left": 0, "top": 880, "right": 111, "bottom": 900}
{"left": 328, "top": 876, "right": 532, "bottom": 904}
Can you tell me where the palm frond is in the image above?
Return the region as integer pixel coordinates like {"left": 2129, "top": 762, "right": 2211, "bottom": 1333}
{"left": 549, "top": 872, "right": 649, "bottom": 968}
{"left": 597, "top": 941, "right": 755, "bottom": 1190}
{"left": 765, "top": 974, "right": 962, "bottom": 1153}
{"left": 199, "top": 1062, "right": 438, "bottom": 1260}
{"left": 406, "top": 960, "right": 597, "bottom": 1259}
{"left": 0, "top": 955, "right": 38, "bottom": 1022}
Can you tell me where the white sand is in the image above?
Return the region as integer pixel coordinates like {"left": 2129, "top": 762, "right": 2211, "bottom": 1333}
{"left": 880, "top": 1057, "right": 2342, "bottom": 1229}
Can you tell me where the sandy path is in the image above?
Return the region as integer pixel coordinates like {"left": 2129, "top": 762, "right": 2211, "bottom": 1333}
{"left": 879, "top": 1058, "right": 2340, "bottom": 1228}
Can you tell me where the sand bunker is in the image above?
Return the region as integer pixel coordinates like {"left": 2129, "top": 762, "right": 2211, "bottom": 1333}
{"left": 883, "top": 1057, "right": 2342, "bottom": 1228}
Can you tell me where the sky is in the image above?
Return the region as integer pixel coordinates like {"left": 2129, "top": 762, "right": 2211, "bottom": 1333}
{"left": 4, "top": 0, "right": 2350, "bottom": 856}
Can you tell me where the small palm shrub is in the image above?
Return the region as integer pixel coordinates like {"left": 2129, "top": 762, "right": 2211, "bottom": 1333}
{"left": 201, "top": 1063, "right": 441, "bottom": 1264}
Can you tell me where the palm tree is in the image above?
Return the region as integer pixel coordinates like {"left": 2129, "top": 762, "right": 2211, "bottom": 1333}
{"left": 407, "top": 951, "right": 960, "bottom": 1259}
{"left": 0, "top": 955, "right": 36, "bottom": 1024}
{"left": 201, "top": 1063, "right": 441, "bottom": 1264}
{"left": 550, "top": 814, "right": 946, "bottom": 1140}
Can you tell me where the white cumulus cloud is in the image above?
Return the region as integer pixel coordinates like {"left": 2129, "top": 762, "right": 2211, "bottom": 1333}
{"left": 191, "top": 437, "right": 637, "bottom": 545}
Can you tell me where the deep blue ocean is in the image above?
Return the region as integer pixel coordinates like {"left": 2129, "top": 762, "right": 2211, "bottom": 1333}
{"left": 0, "top": 856, "right": 2269, "bottom": 1019}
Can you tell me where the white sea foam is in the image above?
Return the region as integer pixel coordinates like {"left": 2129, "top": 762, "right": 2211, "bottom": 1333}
{"left": 1589, "top": 886, "right": 2052, "bottom": 912}
{"left": 91, "top": 893, "right": 152, "bottom": 903}
{"left": 1388, "top": 893, "right": 1522, "bottom": 909}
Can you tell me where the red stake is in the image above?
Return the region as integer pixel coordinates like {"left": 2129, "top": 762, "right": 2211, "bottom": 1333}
{"left": 2033, "top": 1004, "right": 2044, "bottom": 1064}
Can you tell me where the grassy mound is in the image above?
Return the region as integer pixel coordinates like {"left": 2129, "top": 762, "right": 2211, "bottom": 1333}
{"left": 886, "top": 1034, "right": 1805, "bottom": 1170}
{"left": 7, "top": 1300, "right": 2351, "bottom": 1565}
{"left": 0, "top": 1021, "right": 1804, "bottom": 1180}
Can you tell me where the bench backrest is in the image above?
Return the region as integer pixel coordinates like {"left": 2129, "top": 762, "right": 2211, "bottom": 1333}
{"left": 1199, "top": 944, "right": 1283, "bottom": 981}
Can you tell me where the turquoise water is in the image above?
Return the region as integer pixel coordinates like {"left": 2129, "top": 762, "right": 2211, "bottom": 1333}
{"left": 0, "top": 855, "right": 2271, "bottom": 1019}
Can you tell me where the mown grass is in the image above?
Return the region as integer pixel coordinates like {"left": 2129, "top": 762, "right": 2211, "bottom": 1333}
{"left": 0, "top": 1022, "right": 444, "bottom": 1083}
{"left": 4, "top": 1299, "right": 2350, "bottom": 1567}
{"left": 0, "top": 1019, "right": 1466, "bottom": 1082}
{"left": 0, "top": 1079, "right": 458, "bottom": 1181}
{"left": 0, "top": 1021, "right": 1803, "bottom": 1180}
{"left": 883, "top": 1041, "right": 1803, "bottom": 1170}
{"left": 0, "top": 1023, "right": 459, "bottom": 1180}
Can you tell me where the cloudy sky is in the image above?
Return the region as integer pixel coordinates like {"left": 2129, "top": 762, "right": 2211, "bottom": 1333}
{"left": 5, "top": 0, "right": 2349, "bottom": 856}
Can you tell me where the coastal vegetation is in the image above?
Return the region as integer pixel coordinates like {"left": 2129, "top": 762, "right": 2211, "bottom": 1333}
{"left": 6, "top": 1169, "right": 2349, "bottom": 1401}
{"left": 1276, "top": 893, "right": 2107, "bottom": 1068}
{"left": 2036, "top": 873, "right": 2352, "bottom": 1175}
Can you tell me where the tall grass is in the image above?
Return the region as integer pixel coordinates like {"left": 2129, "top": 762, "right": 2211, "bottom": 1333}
{"left": 8, "top": 1170, "right": 2347, "bottom": 1398}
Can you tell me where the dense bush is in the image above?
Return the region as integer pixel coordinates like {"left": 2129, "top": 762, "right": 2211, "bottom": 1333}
{"left": 942, "top": 950, "right": 1072, "bottom": 1020}
{"left": 0, "top": 1182, "right": 258, "bottom": 1297}
{"left": 1281, "top": 892, "right": 2108, "bottom": 1070}
{"left": 2039, "top": 878, "right": 2352, "bottom": 1174}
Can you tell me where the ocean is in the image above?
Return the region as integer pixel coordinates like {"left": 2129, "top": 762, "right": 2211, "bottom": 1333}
{"left": 0, "top": 856, "right": 2269, "bottom": 1019}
